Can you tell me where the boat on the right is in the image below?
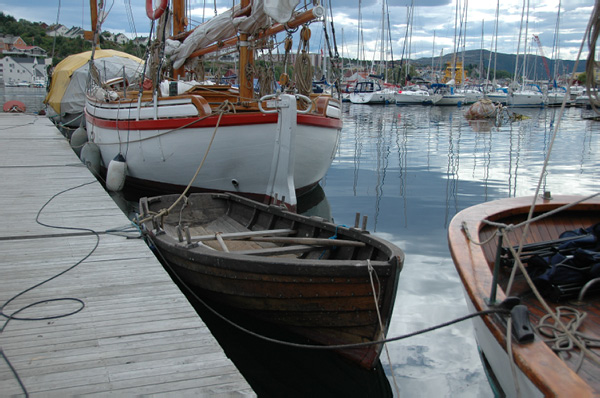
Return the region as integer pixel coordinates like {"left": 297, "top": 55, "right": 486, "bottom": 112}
{"left": 448, "top": 195, "right": 600, "bottom": 397}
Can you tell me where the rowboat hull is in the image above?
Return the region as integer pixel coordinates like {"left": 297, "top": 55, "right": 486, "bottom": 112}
{"left": 139, "top": 193, "right": 404, "bottom": 368}
{"left": 448, "top": 195, "right": 600, "bottom": 397}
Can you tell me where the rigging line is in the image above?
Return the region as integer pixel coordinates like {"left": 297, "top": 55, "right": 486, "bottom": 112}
{"left": 137, "top": 106, "right": 227, "bottom": 224}
{"left": 50, "top": 0, "right": 61, "bottom": 62}
{"left": 511, "top": 13, "right": 591, "bottom": 261}
{"left": 367, "top": 260, "right": 400, "bottom": 396}
{"left": 502, "top": 236, "right": 600, "bottom": 368}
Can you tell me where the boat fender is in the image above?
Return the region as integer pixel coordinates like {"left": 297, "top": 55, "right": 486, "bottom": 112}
{"left": 70, "top": 126, "right": 88, "bottom": 157}
{"left": 80, "top": 142, "right": 102, "bottom": 176}
{"left": 3, "top": 100, "right": 26, "bottom": 113}
{"left": 146, "top": 0, "right": 168, "bottom": 20}
{"left": 510, "top": 305, "right": 535, "bottom": 344}
{"left": 106, "top": 154, "right": 127, "bottom": 192}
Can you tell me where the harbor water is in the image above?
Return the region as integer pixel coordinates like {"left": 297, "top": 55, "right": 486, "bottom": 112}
{"left": 6, "top": 86, "right": 599, "bottom": 396}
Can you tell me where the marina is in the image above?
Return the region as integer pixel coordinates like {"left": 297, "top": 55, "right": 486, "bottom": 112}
{"left": 1, "top": 86, "right": 600, "bottom": 396}
{"left": 0, "top": 112, "right": 253, "bottom": 396}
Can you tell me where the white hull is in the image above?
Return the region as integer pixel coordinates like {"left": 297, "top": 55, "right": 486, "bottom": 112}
{"left": 349, "top": 81, "right": 395, "bottom": 104}
{"left": 350, "top": 90, "right": 394, "bottom": 104}
{"left": 460, "top": 89, "right": 483, "bottom": 105}
{"left": 464, "top": 294, "right": 544, "bottom": 397}
{"left": 85, "top": 93, "right": 341, "bottom": 207}
{"left": 394, "top": 90, "right": 441, "bottom": 105}
{"left": 486, "top": 92, "right": 508, "bottom": 105}
{"left": 436, "top": 93, "right": 465, "bottom": 106}
{"left": 508, "top": 90, "right": 545, "bottom": 107}
{"left": 546, "top": 92, "right": 568, "bottom": 106}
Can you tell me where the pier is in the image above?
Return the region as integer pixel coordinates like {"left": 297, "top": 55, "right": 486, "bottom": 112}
{"left": 0, "top": 113, "right": 254, "bottom": 396}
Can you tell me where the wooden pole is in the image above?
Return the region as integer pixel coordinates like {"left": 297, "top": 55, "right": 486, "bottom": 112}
{"left": 172, "top": 0, "right": 186, "bottom": 79}
{"left": 84, "top": 0, "right": 99, "bottom": 44}
{"left": 238, "top": 0, "right": 252, "bottom": 100}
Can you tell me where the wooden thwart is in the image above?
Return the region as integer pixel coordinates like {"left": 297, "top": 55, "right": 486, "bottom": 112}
{"left": 237, "top": 244, "right": 325, "bottom": 256}
{"left": 247, "top": 236, "right": 365, "bottom": 247}
{"left": 183, "top": 228, "right": 296, "bottom": 242}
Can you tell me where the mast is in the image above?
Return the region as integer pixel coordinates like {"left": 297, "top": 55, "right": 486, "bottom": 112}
{"left": 84, "top": 0, "right": 99, "bottom": 46}
{"left": 239, "top": 0, "right": 253, "bottom": 100}
{"left": 513, "top": 0, "right": 526, "bottom": 87}
{"left": 172, "top": 0, "right": 186, "bottom": 79}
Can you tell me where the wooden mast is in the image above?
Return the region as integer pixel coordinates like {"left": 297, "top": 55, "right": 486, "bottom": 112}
{"left": 84, "top": 0, "right": 99, "bottom": 45}
{"left": 172, "top": 0, "right": 186, "bottom": 79}
{"left": 239, "top": 0, "right": 253, "bottom": 100}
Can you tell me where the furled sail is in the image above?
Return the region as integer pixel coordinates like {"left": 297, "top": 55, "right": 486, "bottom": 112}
{"left": 166, "top": 0, "right": 300, "bottom": 69}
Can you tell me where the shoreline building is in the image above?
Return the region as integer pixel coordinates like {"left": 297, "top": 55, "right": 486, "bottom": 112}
{"left": 0, "top": 35, "right": 50, "bottom": 87}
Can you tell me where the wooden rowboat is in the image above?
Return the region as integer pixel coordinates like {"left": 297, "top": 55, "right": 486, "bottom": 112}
{"left": 138, "top": 192, "right": 404, "bottom": 368}
{"left": 448, "top": 195, "right": 600, "bottom": 397}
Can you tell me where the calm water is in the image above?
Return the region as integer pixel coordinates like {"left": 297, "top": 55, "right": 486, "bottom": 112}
{"left": 7, "top": 86, "right": 600, "bottom": 396}
{"left": 322, "top": 103, "right": 599, "bottom": 397}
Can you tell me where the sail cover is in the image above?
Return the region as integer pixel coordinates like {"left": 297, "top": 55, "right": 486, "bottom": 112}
{"left": 166, "top": 0, "right": 300, "bottom": 69}
{"left": 45, "top": 49, "right": 143, "bottom": 115}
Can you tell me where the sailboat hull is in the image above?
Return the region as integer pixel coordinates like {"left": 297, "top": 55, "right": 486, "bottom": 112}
{"left": 508, "top": 90, "right": 545, "bottom": 107}
{"left": 85, "top": 94, "right": 341, "bottom": 205}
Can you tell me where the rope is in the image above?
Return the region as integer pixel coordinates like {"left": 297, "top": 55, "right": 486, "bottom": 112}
{"left": 142, "top": 233, "right": 514, "bottom": 353}
{"left": 294, "top": 52, "right": 313, "bottom": 97}
{"left": 503, "top": 236, "right": 600, "bottom": 368}
{"left": 367, "top": 260, "right": 400, "bottom": 396}
{"left": 536, "top": 307, "right": 600, "bottom": 373}
{"left": 460, "top": 193, "right": 600, "bottom": 373}
{"left": 136, "top": 102, "right": 228, "bottom": 225}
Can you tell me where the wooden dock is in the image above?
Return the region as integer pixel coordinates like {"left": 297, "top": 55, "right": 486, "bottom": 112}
{"left": 0, "top": 114, "right": 254, "bottom": 396}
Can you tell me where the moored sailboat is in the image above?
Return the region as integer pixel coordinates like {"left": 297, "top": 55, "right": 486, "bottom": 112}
{"left": 84, "top": 0, "right": 342, "bottom": 209}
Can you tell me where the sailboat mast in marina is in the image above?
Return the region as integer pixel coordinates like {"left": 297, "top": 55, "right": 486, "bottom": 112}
{"left": 82, "top": 0, "right": 343, "bottom": 209}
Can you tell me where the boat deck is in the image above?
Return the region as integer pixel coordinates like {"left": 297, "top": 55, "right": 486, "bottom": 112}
{"left": 0, "top": 113, "right": 254, "bottom": 396}
{"left": 449, "top": 196, "right": 600, "bottom": 396}
{"left": 479, "top": 207, "right": 600, "bottom": 393}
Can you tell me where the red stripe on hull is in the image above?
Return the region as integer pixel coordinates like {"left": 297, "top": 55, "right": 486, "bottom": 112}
{"left": 85, "top": 109, "right": 342, "bottom": 130}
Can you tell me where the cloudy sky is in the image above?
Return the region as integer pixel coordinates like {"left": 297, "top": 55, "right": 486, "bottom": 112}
{"left": 1, "top": 0, "right": 595, "bottom": 61}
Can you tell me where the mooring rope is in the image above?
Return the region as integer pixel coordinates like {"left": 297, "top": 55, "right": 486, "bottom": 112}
{"left": 136, "top": 102, "right": 228, "bottom": 225}
{"left": 142, "top": 232, "right": 510, "bottom": 352}
{"left": 367, "top": 259, "right": 400, "bottom": 396}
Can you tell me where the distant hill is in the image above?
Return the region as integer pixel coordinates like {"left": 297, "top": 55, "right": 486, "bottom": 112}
{"left": 414, "top": 49, "right": 584, "bottom": 80}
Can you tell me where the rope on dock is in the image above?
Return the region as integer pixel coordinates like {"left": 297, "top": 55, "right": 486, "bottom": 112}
{"left": 0, "top": 180, "right": 143, "bottom": 397}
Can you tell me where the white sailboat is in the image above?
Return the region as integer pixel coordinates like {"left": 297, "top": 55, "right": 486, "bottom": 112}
{"left": 83, "top": 0, "right": 342, "bottom": 210}
{"left": 350, "top": 0, "right": 395, "bottom": 105}
{"left": 507, "top": 0, "right": 546, "bottom": 108}
{"left": 483, "top": 0, "right": 508, "bottom": 105}
{"left": 394, "top": 85, "right": 441, "bottom": 105}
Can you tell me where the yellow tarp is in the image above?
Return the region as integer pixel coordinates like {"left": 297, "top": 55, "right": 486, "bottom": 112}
{"left": 44, "top": 49, "right": 143, "bottom": 114}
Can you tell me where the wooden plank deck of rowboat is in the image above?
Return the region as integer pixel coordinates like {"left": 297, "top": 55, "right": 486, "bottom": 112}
{"left": 0, "top": 113, "right": 254, "bottom": 396}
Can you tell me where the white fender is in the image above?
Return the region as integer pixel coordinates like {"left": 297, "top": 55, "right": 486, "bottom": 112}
{"left": 106, "top": 154, "right": 127, "bottom": 192}
{"left": 70, "top": 126, "right": 88, "bottom": 157}
{"left": 80, "top": 142, "right": 102, "bottom": 176}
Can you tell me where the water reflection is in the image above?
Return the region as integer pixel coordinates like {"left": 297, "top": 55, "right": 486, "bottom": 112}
{"left": 325, "top": 103, "right": 599, "bottom": 396}
{"left": 11, "top": 86, "right": 599, "bottom": 397}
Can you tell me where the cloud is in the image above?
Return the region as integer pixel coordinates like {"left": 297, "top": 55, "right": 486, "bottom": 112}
{"left": 0, "top": 0, "right": 592, "bottom": 61}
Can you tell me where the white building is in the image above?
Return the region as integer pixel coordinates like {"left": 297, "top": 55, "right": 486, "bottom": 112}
{"left": 1, "top": 56, "right": 50, "bottom": 86}
{"left": 0, "top": 35, "right": 50, "bottom": 87}
{"left": 47, "top": 24, "right": 69, "bottom": 37}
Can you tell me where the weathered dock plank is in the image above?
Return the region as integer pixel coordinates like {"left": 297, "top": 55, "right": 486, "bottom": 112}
{"left": 0, "top": 114, "right": 254, "bottom": 397}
